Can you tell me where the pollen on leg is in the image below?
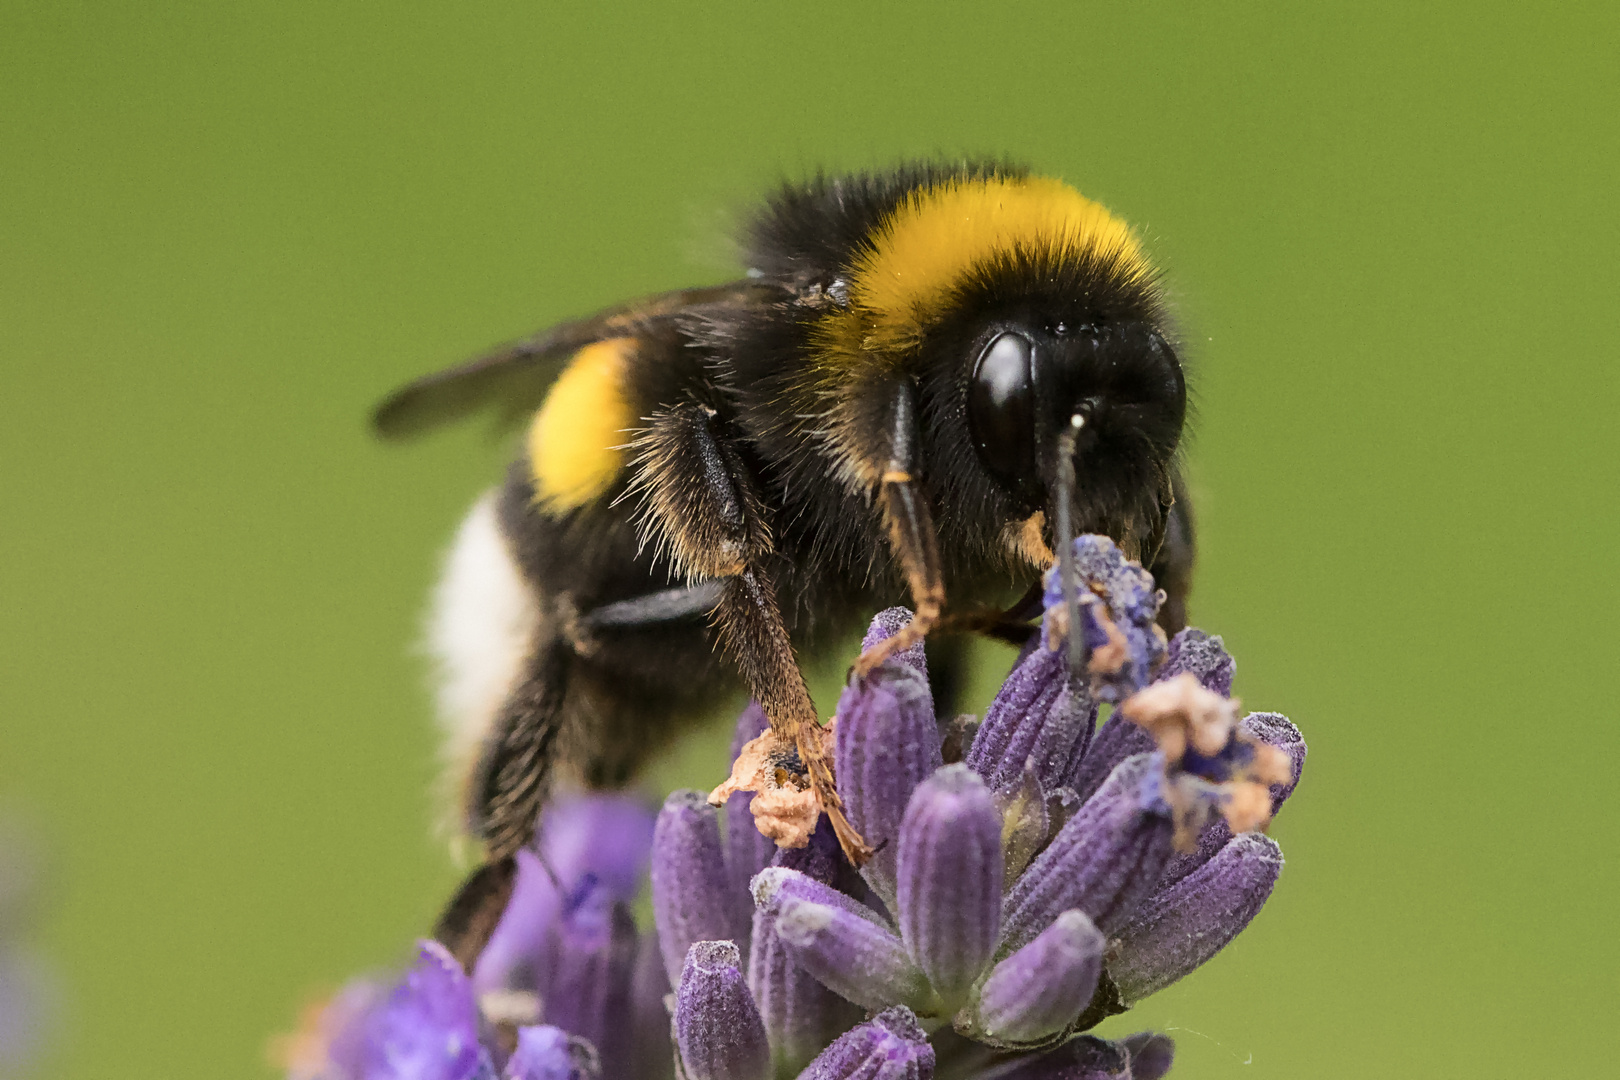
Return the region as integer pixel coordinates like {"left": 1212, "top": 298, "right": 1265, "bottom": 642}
{"left": 708, "top": 729, "right": 818, "bottom": 848}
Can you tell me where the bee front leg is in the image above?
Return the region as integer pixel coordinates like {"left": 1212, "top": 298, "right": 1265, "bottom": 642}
{"left": 631, "top": 402, "right": 871, "bottom": 863}
{"left": 855, "top": 379, "right": 946, "bottom": 676}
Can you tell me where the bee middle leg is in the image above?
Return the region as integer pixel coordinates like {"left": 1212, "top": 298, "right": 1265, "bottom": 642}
{"left": 927, "top": 580, "right": 1045, "bottom": 645}
{"left": 633, "top": 401, "right": 870, "bottom": 862}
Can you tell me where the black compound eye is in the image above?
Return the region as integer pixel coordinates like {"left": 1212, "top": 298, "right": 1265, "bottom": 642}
{"left": 968, "top": 331, "right": 1036, "bottom": 490}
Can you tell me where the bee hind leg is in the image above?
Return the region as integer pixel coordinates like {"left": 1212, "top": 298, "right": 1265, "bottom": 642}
{"left": 430, "top": 629, "right": 573, "bottom": 970}
{"left": 433, "top": 855, "right": 519, "bottom": 972}
{"left": 432, "top": 580, "right": 729, "bottom": 971}
{"left": 468, "top": 634, "right": 573, "bottom": 862}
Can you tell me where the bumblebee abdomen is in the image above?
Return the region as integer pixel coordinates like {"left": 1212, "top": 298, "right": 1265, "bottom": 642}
{"left": 428, "top": 491, "right": 542, "bottom": 840}
{"left": 525, "top": 337, "right": 639, "bottom": 511}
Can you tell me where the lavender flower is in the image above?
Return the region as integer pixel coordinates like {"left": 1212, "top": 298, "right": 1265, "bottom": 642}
{"left": 287, "top": 536, "right": 1303, "bottom": 1080}
{"left": 477, "top": 793, "right": 656, "bottom": 996}
{"left": 749, "top": 536, "right": 1304, "bottom": 1063}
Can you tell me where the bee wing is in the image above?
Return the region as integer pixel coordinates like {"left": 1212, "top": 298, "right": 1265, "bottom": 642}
{"left": 371, "top": 280, "right": 771, "bottom": 439}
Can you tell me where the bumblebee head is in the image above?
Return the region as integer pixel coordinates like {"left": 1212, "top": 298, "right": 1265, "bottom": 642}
{"left": 792, "top": 168, "right": 1187, "bottom": 563}
{"left": 958, "top": 314, "right": 1185, "bottom": 557}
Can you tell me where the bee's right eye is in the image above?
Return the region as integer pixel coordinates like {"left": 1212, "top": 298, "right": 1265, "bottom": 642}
{"left": 968, "top": 331, "right": 1037, "bottom": 491}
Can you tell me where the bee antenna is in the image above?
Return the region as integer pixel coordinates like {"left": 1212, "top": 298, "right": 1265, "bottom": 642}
{"left": 1053, "top": 413, "right": 1086, "bottom": 678}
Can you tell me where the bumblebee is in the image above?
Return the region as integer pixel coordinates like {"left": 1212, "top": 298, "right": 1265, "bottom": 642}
{"left": 374, "top": 161, "right": 1194, "bottom": 966}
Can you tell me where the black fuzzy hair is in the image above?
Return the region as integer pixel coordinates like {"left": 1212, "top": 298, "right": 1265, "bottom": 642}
{"left": 743, "top": 158, "right": 1030, "bottom": 287}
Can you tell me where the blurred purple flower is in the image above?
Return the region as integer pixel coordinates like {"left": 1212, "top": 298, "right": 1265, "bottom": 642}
{"left": 476, "top": 792, "right": 656, "bottom": 996}
{"left": 284, "top": 795, "right": 667, "bottom": 1080}
{"left": 0, "top": 821, "right": 53, "bottom": 1075}
{"left": 349, "top": 941, "right": 495, "bottom": 1080}
{"left": 289, "top": 536, "right": 1303, "bottom": 1080}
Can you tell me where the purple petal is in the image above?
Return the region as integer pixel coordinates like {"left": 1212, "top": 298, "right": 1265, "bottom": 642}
{"left": 747, "top": 914, "right": 864, "bottom": 1074}
{"left": 359, "top": 941, "right": 493, "bottom": 1080}
{"left": 896, "top": 765, "right": 1002, "bottom": 1005}
{"left": 731, "top": 701, "right": 772, "bottom": 762}
{"left": 1001, "top": 756, "right": 1175, "bottom": 953}
{"left": 969, "top": 648, "right": 1097, "bottom": 795}
{"left": 770, "top": 812, "right": 848, "bottom": 888}
{"left": 966, "top": 910, "right": 1104, "bottom": 1047}
{"left": 652, "top": 791, "right": 749, "bottom": 987}
{"left": 1122, "top": 1033, "right": 1175, "bottom": 1080}
{"left": 539, "top": 793, "right": 657, "bottom": 897}
{"left": 793, "top": 814, "right": 884, "bottom": 912}
{"left": 748, "top": 825, "right": 864, "bottom": 1072}
{"left": 1065, "top": 717, "right": 1156, "bottom": 805}
{"left": 1111, "top": 832, "right": 1284, "bottom": 1002}
{"left": 725, "top": 704, "right": 778, "bottom": 901}
{"left": 533, "top": 885, "right": 636, "bottom": 1077}
{"left": 317, "top": 978, "right": 390, "bottom": 1080}
{"left": 769, "top": 895, "right": 928, "bottom": 1013}
{"left": 799, "top": 1006, "right": 935, "bottom": 1080}
{"left": 1155, "top": 818, "right": 1234, "bottom": 894}
{"left": 628, "top": 929, "right": 675, "bottom": 1080}
{"left": 675, "top": 941, "right": 771, "bottom": 1080}
{"left": 1160, "top": 628, "right": 1235, "bottom": 697}
{"left": 504, "top": 1026, "right": 600, "bottom": 1080}
{"left": 752, "top": 867, "right": 890, "bottom": 928}
{"left": 1065, "top": 627, "right": 1238, "bottom": 802}
{"left": 1156, "top": 710, "right": 1305, "bottom": 890}
{"left": 1042, "top": 536, "right": 1164, "bottom": 703}
{"left": 861, "top": 607, "right": 929, "bottom": 676}
{"left": 977, "top": 1035, "right": 1130, "bottom": 1080}
{"left": 475, "top": 850, "right": 561, "bottom": 994}
{"left": 1240, "top": 712, "right": 1307, "bottom": 811}
{"left": 835, "top": 627, "right": 943, "bottom": 909}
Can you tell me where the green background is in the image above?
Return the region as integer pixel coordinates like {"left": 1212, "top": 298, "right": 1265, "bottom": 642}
{"left": 2, "top": 3, "right": 1615, "bottom": 1077}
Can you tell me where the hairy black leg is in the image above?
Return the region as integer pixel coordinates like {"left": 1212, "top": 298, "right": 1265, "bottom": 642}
{"left": 632, "top": 402, "right": 870, "bottom": 862}
{"left": 435, "top": 581, "right": 725, "bottom": 969}
{"left": 468, "top": 579, "right": 728, "bottom": 851}
{"left": 433, "top": 629, "right": 572, "bottom": 971}
{"left": 929, "top": 579, "right": 1046, "bottom": 649}
{"left": 433, "top": 857, "right": 518, "bottom": 971}
{"left": 468, "top": 636, "right": 574, "bottom": 863}
{"left": 1147, "top": 471, "right": 1195, "bottom": 635}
